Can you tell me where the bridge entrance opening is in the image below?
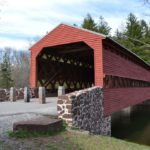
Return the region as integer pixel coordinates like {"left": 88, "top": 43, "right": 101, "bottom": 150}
{"left": 36, "top": 41, "right": 94, "bottom": 95}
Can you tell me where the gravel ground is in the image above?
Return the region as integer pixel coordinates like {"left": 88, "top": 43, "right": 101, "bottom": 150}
{"left": 0, "top": 97, "right": 57, "bottom": 116}
{"left": 0, "top": 113, "right": 50, "bottom": 150}
{"left": 0, "top": 97, "right": 57, "bottom": 140}
{"left": 0, "top": 113, "right": 44, "bottom": 138}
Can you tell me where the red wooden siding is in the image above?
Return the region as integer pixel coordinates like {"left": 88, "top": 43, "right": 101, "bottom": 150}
{"left": 103, "top": 49, "right": 150, "bottom": 82}
{"left": 30, "top": 24, "right": 104, "bottom": 88}
{"left": 103, "top": 46, "right": 150, "bottom": 116}
{"left": 104, "top": 88, "right": 150, "bottom": 116}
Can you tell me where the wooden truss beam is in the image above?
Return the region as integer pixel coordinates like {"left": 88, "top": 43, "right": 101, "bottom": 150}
{"left": 37, "top": 52, "right": 94, "bottom": 92}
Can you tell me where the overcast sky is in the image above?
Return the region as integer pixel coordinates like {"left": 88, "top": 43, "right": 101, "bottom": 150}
{"left": 0, "top": 0, "right": 149, "bottom": 50}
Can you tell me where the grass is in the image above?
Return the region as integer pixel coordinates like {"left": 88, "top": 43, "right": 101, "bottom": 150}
{"left": 0, "top": 141, "right": 3, "bottom": 145}
{"left": 8, "top": 130, "right": 60, "bottom": 138}
{"left": 4, "top": 127, "right": 150, "bottom": 150}
{"left": 46, "top": 131, "right": 150, "bottom": 150}
{"left": 46, "top": 132, "right": 83, "bottom": 150}
{"left": 8, "top": 128, "right": 66, "bottom": 139}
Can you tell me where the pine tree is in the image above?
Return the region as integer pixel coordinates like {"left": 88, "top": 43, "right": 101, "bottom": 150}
{"left": 114, "top": 13, "right": 150, "bottom": 64}
{"left": 81, "top": 14, "right": 97, "bottom": 32}
{"left": 97, "top": 16, "right": 111, "bottom": 35}
{"left": 81, "top": 14, "right": 111, "bottom": 35}
{"left": 0, "top": 51, "right": 13, "bottom": 88}
{"left": 125, "top": 13, "right": 143, "bottom": 39}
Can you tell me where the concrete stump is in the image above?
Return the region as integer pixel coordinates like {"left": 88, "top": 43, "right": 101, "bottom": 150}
{"left": 58, "top": 86, "right": 65, "bottom": 96}
{"left": 24, "top": 87, "right": 30, "bottom": 103}
{"left": 38, "top": 87, "right": 46, "bottom": 104}
{"left": 10, "top": 87, "right": 16, "bottom": 102}
{"left": 13, "top": 117, "right": 63, "bottom": 133}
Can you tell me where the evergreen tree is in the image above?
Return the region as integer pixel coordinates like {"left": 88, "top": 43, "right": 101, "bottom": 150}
{"left": 0, "top": 51, "right": 13, "bottom": 88}
{"left": 114, "top": 13, "right": 150, "bottom": 64}
{"left": 97, "top": 16, "right": 111, "bottom": 35}
{"left": 125, "top": 13, "right": 143, "bottom": 39}
{"left": 81, "top": 14, "right": 97, "bottom": 32}
{"left": 81, "top": 14, "right": 111, "bottom": 35}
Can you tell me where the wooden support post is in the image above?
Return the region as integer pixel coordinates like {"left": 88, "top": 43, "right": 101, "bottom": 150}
{"left": 10, "top": 87, "right": 16, "bottom": 102}
{"left": 58, "top": 86, "right": 65, "bottom": 96}
{"left": 24, "top": 87, "right": 30, "bottom": 103}
{"left": 38, "top": 87, "right": 46, "bottom": 104}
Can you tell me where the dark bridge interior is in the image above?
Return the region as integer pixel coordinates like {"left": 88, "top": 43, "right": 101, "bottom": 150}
{"left": 36, "top": 42, "right": 94, "bottom": 93}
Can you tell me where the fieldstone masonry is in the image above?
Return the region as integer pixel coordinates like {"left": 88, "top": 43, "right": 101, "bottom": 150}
{"left": 0, "top": 88, "right": 37, "bottom": 102}
{"left": 57, "top": 86, "right": 111, "bottom": 136}
{"left": 0, "top": 89, "right": 10, "bottom": 102}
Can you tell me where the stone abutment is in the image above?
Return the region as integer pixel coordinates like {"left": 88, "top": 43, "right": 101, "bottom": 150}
{"left": 57, "top": 86, "right": 111, "bottom": 136}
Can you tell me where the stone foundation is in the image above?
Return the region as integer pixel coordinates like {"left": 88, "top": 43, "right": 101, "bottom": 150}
{"left": 0, "top": 89, "right": 10, "bottom": 102}
{"left": 0, "top": 88, "right": 37, "bottom": 102}
{"left": 57, "top": 86, "right": 111, "bottom": 136}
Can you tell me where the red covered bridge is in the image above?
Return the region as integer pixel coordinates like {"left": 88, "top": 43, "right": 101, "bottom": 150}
{"left": 30, "top": 23, "right": 150, "bottom": 116}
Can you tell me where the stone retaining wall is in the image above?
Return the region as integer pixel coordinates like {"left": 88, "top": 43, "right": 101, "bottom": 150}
{"left": 0, "top": 89, "right": 10, "bottom": 102}
{"left": 0, "top": 88, "right": 36, "bottom": 102}
{"left": 57, "top": 86, "right": 111, "bottom": 136}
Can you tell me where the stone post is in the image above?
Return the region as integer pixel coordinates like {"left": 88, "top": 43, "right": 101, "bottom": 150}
{"left": 10, "top": 87, "right": 16, "bottom": 102}
{"left": 92, "top": 83, "right": 94, "bottom": 87}
{"left": 58, "top": 86, "right": 65, "bottom": 96}
{"left": 38, "top": 87, "right": 46, "bottom": 104}
{"left": 24, "top": 87, "right": 30, "bottom": 103}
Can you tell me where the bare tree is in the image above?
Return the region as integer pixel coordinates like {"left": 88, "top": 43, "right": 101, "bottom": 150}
{"left": 11, "top": 50, "right": 30, "bottom": 88}
{"left": 0, "top": 47, "right": 30, "bottom": 88}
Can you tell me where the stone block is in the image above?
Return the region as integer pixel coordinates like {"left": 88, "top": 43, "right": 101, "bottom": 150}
{"left": 57, "top": 106, "right": 62, "bottom": 111}
{"left": 58, "top": 86, "right": 65, "bottom": 96}
{"left": 10, "top": 87, "right": 16, "bottom": 102}
{"left": 63, "top": 114, "right": 72, "bottom": 118}
{"left": 57, "top": 99, "right": 63, "bottom": 104}
{"left": 24, "top": 87, "right": 30, "bottom": 103}
{"left": 66, "top": 105, "right": 72, "bottom": 109}
{"left": 13, "top": 117, "right": 63, "bottom": 133}
{"left": 38, "top": 87, "right": 46, "bottom": 104}
{"left": 58, "top": 110, "right": 64, "bottom": 115}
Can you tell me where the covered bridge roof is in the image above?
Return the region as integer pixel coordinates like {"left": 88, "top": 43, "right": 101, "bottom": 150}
{"left": 30, "top": 23, "right": 150, "bottom": 70}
